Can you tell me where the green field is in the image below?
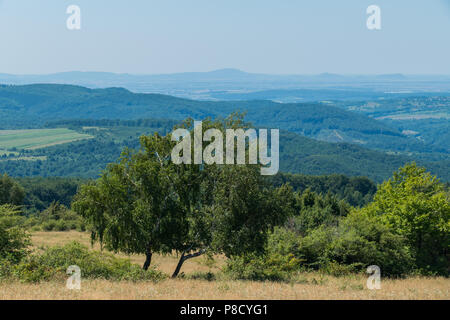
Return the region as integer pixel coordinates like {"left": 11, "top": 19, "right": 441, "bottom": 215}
{"left": 0, "top": 128, "right": 93, "bottom": 150}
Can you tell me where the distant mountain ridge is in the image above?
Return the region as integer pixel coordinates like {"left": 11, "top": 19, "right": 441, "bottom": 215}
{"left": 1, "top": 70, "right": 450, "bottom": 97}
{"left": 2, "top": 69, "right": 449, "bottom": 82}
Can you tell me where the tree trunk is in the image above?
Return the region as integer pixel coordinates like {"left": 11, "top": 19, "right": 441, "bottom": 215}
{"left": 171, "top": 249, "right": 206, "bottom": 278}
{"left": 172, "top": 253, "right": 186, "bottom": 278}
{"left": 143, "top": 245, "right": 153, "bottom": 271}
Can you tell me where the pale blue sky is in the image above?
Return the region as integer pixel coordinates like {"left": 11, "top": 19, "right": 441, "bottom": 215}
{"left": 0, "top": 0, "right": 449, "bottom": 74}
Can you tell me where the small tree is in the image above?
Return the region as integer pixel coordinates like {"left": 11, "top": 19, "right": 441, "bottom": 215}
{"left": 0, "top": 174, "right": 25, "bottom": 206}
{"left": 73, "top": 115, "right": 292, "bottom": 277}
{"left": 360, "top": 163, "right": 449, "bottom": 274}
{"left": 0, "top": 205, "right": 30, "bottom": 263}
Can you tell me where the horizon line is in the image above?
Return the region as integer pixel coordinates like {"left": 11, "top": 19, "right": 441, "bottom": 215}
{"left": 1, "top": 69, "right": 450, "bottom": 78}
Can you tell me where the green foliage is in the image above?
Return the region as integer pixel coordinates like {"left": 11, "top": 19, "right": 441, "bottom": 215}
{"left": 208, "top": 170, "right": 295, "bottom": 257}
{"left": 287, "top": 190, "right": 350, "bottom": 236}
{"left": 265, "top": 213, "right": 414, "bottom": 277}
{"left": 73, "top": 115, "right": 292, "bottom": 277}
{"left": 359, "top": 163, "right": 449, "bottom": 275}
{"left": 2, "top": 128, "right": 447, "bottom": 182}
{"left": 223, "top": 228, "right": 299, "bottom": 281}
{"left": 9, "top": 242, "right": 166, "bottom": 283}
{"left": 278, "top": 131, "right": 449, "bottom": 183}
{"left": 268, "top": 173, "right": 376, "bottom": 207}
{"left": 224, "top": 252, "right": 301, "bottom": 282}
{"left": 34, "top": 201, "right": 85, "bottom": 231}
{"left": 0, "top": 174, "right": 25, "bottom": 206}
{"left": 251, "top": 164, "right": 448, "bottom": 278}
{"left": 2, "top": 200, "right": 87, "bottom": 232}
{"left": 324, "top": 212, "right": 414, "bottom": 277}
{"left": 18, "top": 177, "right": 86, "bottom": 213}
{"left": 0, "top": 205, "right": 31, "bottom": 264}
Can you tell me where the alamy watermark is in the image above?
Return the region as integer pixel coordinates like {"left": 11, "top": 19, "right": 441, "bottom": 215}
{"left": 366, "top": 265, "right": 381, "bottom": 290}
{"left": 171, "top": 121, "right": 279, "bottom": 175}
{"left": 66, "top": 265, "right": 81, "bottom": 290}
{"left": 66, "top": 5, "right": 81, "bottom": 30}
{"left": 65, "top": 4, "right": 380, "bottom": 31}
{"left": 367, "top": 5, "right": 381, "bottom": 30}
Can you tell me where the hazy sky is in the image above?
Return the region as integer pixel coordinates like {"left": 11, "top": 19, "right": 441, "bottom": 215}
{"left": 0, "top": 0, "right": 449, "bottom": 75}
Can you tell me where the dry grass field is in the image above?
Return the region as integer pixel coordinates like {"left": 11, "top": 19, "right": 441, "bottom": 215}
{"left": 0, "top": 231, "right": 448, "bottom": 300}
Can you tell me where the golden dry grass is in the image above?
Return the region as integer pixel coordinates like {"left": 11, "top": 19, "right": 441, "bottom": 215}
{"left": 0, "top": 231, "right": 446, "bottom": 300}
{"left": 1, "top": 276, "right": 448, "bottom": 300}
{"left": 31, "top": 231, "right": 225, "bottom": 275}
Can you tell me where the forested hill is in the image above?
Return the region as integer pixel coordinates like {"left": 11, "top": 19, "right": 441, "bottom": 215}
{"left": 0, "top": 119, "right": 448, "bottom": 182}
{"left": 0, "top": 84, "right": 440, "bottom": 154}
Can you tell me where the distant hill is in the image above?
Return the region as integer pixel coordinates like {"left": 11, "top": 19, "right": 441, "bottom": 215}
{"left": 2, "top": 70, "right": 450, "bottom": 85}
{"left": 0, "top": 84, "right": 440, "bottom": 154}
{"left": 279, "top": 131, "right": 449, "bottom": 182}
{"left": 0, "top": 119, "right": 448, "bottom": 182}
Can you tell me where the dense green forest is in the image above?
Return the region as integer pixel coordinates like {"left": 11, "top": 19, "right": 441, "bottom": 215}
{"left": 0, "top": 84, "right": 444, "bottom": 155}
{"left": 1, "top": 119, "right": 448, "bottom": 182}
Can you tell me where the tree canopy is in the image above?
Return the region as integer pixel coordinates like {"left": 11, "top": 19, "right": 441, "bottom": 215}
{"left": 73, "top": 115, "right": 292, "bottom": 277}
{"left": 358, "top": 163, "right": 449, "bottom": 274}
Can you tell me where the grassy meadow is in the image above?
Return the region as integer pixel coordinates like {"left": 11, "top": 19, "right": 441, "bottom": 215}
{"left": 0, "top": 128, "right": 92, "bottom": 151}
{"left": 0, "top": 231, "right": 447, "bottom": 300}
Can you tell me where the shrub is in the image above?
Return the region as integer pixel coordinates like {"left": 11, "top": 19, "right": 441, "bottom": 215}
{"left": 289, "top": 190, "right": 349, "bottom": 236}
{"left": 297, "top": 212, "right": 415, "bottom": 277}
{"left": 33, "top": 201, "right": 86, "bottom": 232}
{"left": 41, "top": 220, "right": 57, "bottom": 231}
{"left": 11, "top": 241, "right": 166, "bottom": 283}
{"left": 358, "top": 163, "right": 449, "bottom": 275}
{"left": 54, "top": 220, "right": 69, "bottom": 231}
{"left": 0, "top": 205, "right": 31, "bottom": 264}
{"left": 224, "top": 251, "right": 302, "bottom": 282}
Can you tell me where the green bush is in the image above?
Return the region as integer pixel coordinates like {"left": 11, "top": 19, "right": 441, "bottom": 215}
{"left": 11, "top": 241, "right": 166, "bottom": 283}
{"left": 76, "top": 221, "right": 86, "bottom": 232}
{"left": 297, "top": 213, "right": 414, "bottom": 277}
{"left": 224, "top": 251, "right": 302, "bottom": 282}
{"left": 288, "top": 190, "right": 350, "bottom": 236}
{"left": 256, "top": 211, "right": 415, "bottom": 278}
{"left": 0, "top": 205, "right": 31, "bottom": 264}
{"left": 0, "top": 259, "right": 14, "bottom": 279}
{"left": 13, "top": 255, "right": 58, "bottom": 283}
{"left": 41, "top": 220, "right": 57, "bottom": 231}
{"left": 358, "top": 163, "right": 449, "bottom": 275}
{"left": 54, "top": 220, "right": 69, "bottom": 231}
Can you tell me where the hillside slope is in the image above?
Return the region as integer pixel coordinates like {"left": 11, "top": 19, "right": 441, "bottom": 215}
{"left": 0, "top": 120, "right": 448, "bottom": 182}
{"left": 0, "top": 84, "right": 439, "bottom": 154}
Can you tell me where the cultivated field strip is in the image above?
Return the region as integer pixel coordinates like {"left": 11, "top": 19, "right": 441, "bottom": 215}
{"left": 0, "top": 128, "right": 92, "bottom": 150}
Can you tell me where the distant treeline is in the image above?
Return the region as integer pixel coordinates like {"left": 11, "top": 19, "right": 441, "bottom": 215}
{"left": 17, "top": 177, "right": 87, "bottom": 214}
{"left": 0, "top": 172, "right": 376, "bottom": 214}
{"left": 268, "top": 173, "right": 376, "bottom": 207}
{"left": 45, "top": 118, "right": 178, "bottom": 131}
